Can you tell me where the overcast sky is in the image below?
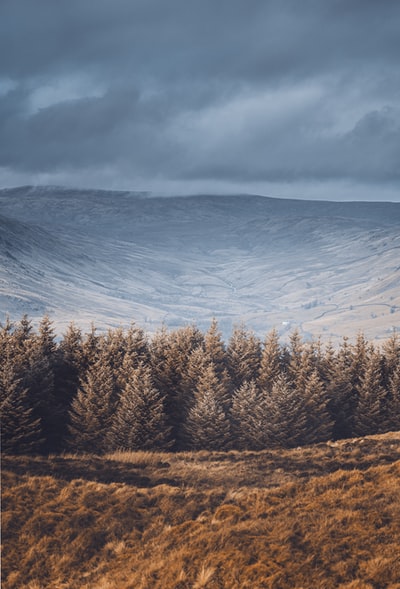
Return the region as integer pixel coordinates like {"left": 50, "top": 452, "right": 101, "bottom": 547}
{"left": 1, "top": 0, "right": 399, "bottom": 201}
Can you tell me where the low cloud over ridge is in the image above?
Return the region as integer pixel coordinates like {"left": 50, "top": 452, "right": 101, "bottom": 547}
{"left": 1, "top": 0, "right": 399, "bottom": 200}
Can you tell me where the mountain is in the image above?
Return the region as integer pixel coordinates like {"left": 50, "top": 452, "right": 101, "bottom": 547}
{"left": 1, "top": 185, "right": 399, "bottom": 341}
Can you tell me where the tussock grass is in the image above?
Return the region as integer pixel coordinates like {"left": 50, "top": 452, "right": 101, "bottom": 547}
{"left": 2, "top": 432, "right": 400, "bottom": 588}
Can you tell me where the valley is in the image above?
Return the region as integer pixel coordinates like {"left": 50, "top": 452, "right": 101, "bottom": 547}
{"left": 1, "top": 186, "right": 399, "bottom": 341}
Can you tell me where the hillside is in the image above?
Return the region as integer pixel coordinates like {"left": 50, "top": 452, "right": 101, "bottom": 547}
{"left": 1, "top": 186, "right": 399, "bottom": 341}
{"left": 2, "top": 432, "right": 400, "bottom": 589}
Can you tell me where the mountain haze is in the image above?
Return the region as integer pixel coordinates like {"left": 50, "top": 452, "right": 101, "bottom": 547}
{"left": 1, "top": 186, "right": 399, "bottom": 341}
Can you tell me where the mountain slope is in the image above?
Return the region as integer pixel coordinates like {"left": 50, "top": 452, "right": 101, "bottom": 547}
{"left": 1, "top": 186, "right": 399, "bottom": 340}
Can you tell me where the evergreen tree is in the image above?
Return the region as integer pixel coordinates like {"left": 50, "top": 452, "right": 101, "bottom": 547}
{"left": 100, "top": 327, "right": 127, "bottom": 375}
{"left": 203, "top": 319, "right": 230, "bottom": 385}
{"left": 179, "top": 345, "right": 210, "bottom": 412}
{"left": 81, "top": 323, "right": 101, "bottom": 367}
{"left": 258, "top": 367, "right": 332, "bottom": 448}
{"left": 325, "top": 352, "right": 354, "bottom": 440}
{"left": 37, "top": 315, "right": 57, "bottom": 358}
{"left": 149, "top": 325, "right": 203, "bottom": 448}
{"left": 261, "top": 375, "right": 308, "bottom": 448}
{"left": 108, "top": 363, "right": 172, "bottom": 451}
{"left": 204, "top": 318, "right": 226, "bottom": 369}
{"left": 149, "top": 326, "right": 174, "bottom": 391}
{"left": 381, "top": 331, "right": 400, "bottom": 389}
{"left": 0, "top": 358, "right": 43, "bottom": 454}
{"left": 258, "top": 329, "right": 282, "bottom": 392}
{"left": 288, "top": 341, "right": 335, "bottom": 443}
{"left": 22, "top": 333, "right": 59, "bottom": 452}
{"left": 292, "top": 342, "right": 319, "bottom": 395}
{"left": 123, "top": 323, "right": 150, "bottom": 367}
{"left": 183, "top": 363, "right": 231, "bottom": 450}
{"left": 36, "top": 315, "right": 68, "bottom": 450}
{"left": 227, "top": 324, "right": 261, "bottom": 390}
{"left": 55, "top": 322, "right": 85, "bottom": 447}
{"left": 350, "top": 332, "right": 373, "bottom": 391}
{"left": 386, "top": 364, "right": 400, "bottom": 432}
{"left": 68, "top": 355, "right": 117, "bottom": 453}
{"left": 58, "top": 322, "right": 84, "bottom": 368}
{"left": 0, "top": 316, "right": 58, "bottom": 452}
{"left": 353, "top": 352, "right": 386, "bottom": 437}
{"left": 285, "top": 329, "right": 305, "bottom": 383}
{"left": 231, "top": 379, "right": 269, "bottom": 450}
{"left": 3, "top": 315, "right": 399, "bottom": 455}
{"left": 12, "top": 314, "right": 33, "bottom": 348}
{"left": 326, "top": 336, "right": 360, "bottom": 439}
{"left": 302, "top": 369, "right": 333, "bottom": 444}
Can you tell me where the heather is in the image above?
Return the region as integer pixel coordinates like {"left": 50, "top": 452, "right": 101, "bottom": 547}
{"left": 2, "top": 433, "right": 400, "bottom": 588}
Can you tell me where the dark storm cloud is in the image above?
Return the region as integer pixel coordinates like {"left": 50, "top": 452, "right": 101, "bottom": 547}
{"left": 0, "top": 85, "right": 180, "bottom": 172}
{"left": 0, "top": 0, "right": 399, "bottom": 198}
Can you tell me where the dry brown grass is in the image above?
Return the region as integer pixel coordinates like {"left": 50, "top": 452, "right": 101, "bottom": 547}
{"left": 2, "top": 432, "right": 400, "bottom": 589}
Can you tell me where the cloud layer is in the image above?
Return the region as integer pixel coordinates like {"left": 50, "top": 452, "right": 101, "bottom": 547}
{"left": 1, "top": 0, "right": 399, "bottom": 199}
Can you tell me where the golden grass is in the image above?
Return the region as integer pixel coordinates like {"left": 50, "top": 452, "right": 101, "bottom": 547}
{"left": 2, "top": 432, "right": 400, "bottom": 589}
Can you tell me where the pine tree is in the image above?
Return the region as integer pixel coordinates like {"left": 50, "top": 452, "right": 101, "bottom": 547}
{"left": 381, "top": 331, "right": 400, "bottom": 389}
{"left": 326, "top": 336, "right": 360, "bottom": 439}
{"left": 231, "top": 379, "right": 269, "bottom": 450}
{"left": 81, "top": 323, "right": 101, "bottom": 367}
{"left": 183, "top": 363, "right": 231, "bottom": 450}
{"left": 227, "top": 324, "right": 261, "bottom": 390}
{"left": 292, "top": 342, "right": 319, "bottom": 395}
{"left": 12, "top": 314, "right": 33, "bottom": 348}
{"left": 285, "top": 329, "right": 305, "bottom": 383}
{"left": 123, "top": 323, "right": 150, "bottom": 368}
{"left": 108, "top": 363, "right": 172, "bottom": 451}
{"left": 204, "top": 318, "right": 226, "bottom": 369}
{"left": 258, "top": 329, "right": 282, "bottom": 392}
{"left": 265, "top": 370, "right": 332, "bottom": 448}
{"left": 301, "top": 369, "right": 333, "bottom": 444}
{"left": 37, "top": 315, "right": 57, "bottom": 358}
{"left": 203, "top": 318, "right": 230, "bottom": 383}
{"left": 353, "top": 352, "right": 386, "bottom": 437}
{"left": 0, "top": 316, "right": 58, "bottom": 452}
{"left": 0, "top": 359, "right": 43, "bottom": 454}
{"left": 36, "top": 315, "right": 67, "bottom": 451}
{"left": 22, "top": 333, "right": 59, "bottom": 452}
{"left": 179, "top": 346, "right": 210, "bottom": 411}
{"left": 324, "top": 350, "right": 354, "bottom": 440}
{"left": 261, "top": 375, "right": 309, "bottom": 448}
{"left": 59, "top": 322, "right": 84, "bottom": 369}
{"left": 68, "top": 355, "right": 117, "bottom": 453}
{"left": 149, "top": 326, "right": 173, "bottom": 391}
{"left": 99, "top": 327, "right": 127, "bottom": 375}
{"left": 149, "top": 325, "right": 204, "bottom": 448}
{"left": 386, "top": 364, "right": 400, "bottom": 432}
{"left": 55, "top": 322, "right": 85, "bottom": 448}
{"left": 350, "top": 332, "right": 373, "bottom": 391}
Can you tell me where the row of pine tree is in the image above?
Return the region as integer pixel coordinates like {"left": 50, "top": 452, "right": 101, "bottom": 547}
{"left": 1, "top": 315, "right": 399, "bottom": 455}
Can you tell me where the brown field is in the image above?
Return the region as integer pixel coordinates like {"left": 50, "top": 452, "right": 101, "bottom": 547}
{"left": 2, "top": 432, "right": 400, "bottom": 589}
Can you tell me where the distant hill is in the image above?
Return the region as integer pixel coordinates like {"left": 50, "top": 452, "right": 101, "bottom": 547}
{"left": 1, "top": 186, "right": 399, "bottom": 341}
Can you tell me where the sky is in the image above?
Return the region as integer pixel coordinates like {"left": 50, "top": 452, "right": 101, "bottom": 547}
{"left": 0, "top": 0, "right": 399, "bottom": 201}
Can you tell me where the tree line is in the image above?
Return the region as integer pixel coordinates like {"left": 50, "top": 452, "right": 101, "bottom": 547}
{"left": 1, "top": 315, "right": 399, "bottom": 455}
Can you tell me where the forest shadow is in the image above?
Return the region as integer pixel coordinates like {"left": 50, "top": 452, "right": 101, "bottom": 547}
{"left": 1, "top": 455, "right": 160, "bottom": 487}
{"left": 3, "top": 433, "right": 400, "bottom": 491}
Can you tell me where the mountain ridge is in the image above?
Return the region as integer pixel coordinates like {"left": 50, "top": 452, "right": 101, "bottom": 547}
{"left": 1, "top": 186, "right": 399, "bottom": 341}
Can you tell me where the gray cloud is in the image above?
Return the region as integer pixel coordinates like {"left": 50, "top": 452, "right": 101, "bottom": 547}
{"left": 0, "top": 0, "right": 399, "bottom": 199}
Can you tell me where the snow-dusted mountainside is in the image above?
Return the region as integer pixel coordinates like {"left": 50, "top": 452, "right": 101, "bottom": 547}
{"left": 1, "top": 186, "right": 399, "bottom": 341}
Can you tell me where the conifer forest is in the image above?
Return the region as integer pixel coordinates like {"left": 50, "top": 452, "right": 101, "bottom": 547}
{"left": 1, "top": 315, "right": 399, "bottom": 455}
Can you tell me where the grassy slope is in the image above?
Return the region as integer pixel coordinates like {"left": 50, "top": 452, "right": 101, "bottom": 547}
{"left": 2, "top": 432, "right": 400, "bottom": 589}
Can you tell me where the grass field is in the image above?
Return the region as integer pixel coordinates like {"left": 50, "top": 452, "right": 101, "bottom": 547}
{"left": 2, "top": 432, "right": 400, "bottom": 588}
